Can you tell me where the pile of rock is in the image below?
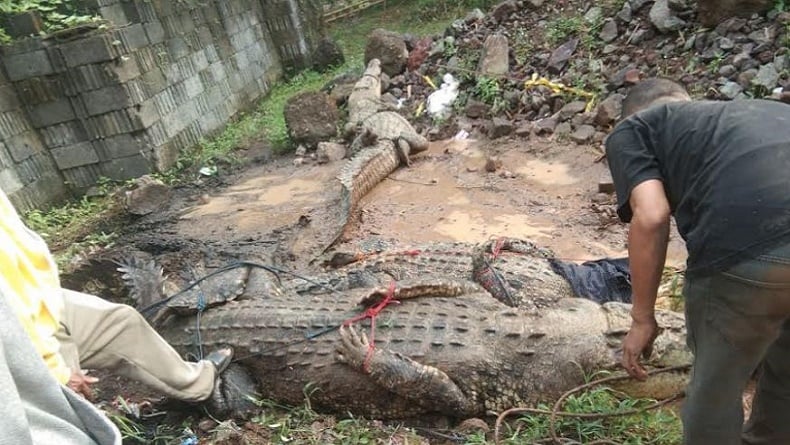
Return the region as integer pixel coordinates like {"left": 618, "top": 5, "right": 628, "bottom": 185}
{"left": 284, "top": 0, "right": 789, "bottom": 155}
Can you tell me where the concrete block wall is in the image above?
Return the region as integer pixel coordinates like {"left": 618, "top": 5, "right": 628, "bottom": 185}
{"left": 0, "top": 0, "right": 322, "bottom": 212}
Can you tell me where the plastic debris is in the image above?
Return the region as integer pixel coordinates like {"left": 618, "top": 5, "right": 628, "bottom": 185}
{"left": 199, "top": 166, "right": 218, "bottom": 176}
{"left": 453, "top": 129, "right": 470, "bottom": 140}
{"left": 426, "top": 73, "right": 460, "bottom": 119}
{"left": 524, "top": 73, "right": 597, "bottom": 112}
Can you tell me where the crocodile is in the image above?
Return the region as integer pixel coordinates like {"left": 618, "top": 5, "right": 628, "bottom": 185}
{"left": 323, "top": 59, "right": 430, "bottom": 254}
{"left": 125, "top": 255, "right": 690, "bottom": 420}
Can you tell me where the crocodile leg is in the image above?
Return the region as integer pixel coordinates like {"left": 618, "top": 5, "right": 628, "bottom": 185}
{"left": 335, "top": 324, "right": 475, "bottom": 416}
{"left": 396, "top": 137, "right": 411, "bottom": 167}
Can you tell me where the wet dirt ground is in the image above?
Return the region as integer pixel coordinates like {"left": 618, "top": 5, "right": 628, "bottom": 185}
{"left": 171, "top": 136, "right": 687, "bottom": 269}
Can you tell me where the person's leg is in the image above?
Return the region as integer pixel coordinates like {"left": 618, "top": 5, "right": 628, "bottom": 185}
{"left": 57, "top": 289, "right": 220, "bottom": 402}
{"left": 681, "top": 253, "right": 790, "bottom": 445}
{"left": 743, "top": 320, "right": 790, "bottom": 444}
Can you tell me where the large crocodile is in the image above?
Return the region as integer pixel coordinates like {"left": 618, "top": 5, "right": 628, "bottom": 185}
{"left": 126, "top": 244, "right": 690, "bottom": 420}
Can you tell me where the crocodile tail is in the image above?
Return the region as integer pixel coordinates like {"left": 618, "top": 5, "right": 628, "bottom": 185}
{"left": 115, "top": 256, "right": 168, "bottom": 310}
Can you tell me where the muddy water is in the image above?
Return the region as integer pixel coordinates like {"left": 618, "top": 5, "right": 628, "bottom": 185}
{"left": 172, "top": 137, "right": 686, "bottom": 265}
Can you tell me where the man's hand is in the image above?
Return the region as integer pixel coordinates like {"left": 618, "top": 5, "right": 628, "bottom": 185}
{"left": 621, "top": 316, "right": 659, "bottom": 381}
{"left": 68, "top": 369, "right": 99, "bottom": 400}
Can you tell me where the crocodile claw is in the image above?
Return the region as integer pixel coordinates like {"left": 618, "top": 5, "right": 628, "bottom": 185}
{"left": 335, "top": 325, "right": 370, "bottom": 369}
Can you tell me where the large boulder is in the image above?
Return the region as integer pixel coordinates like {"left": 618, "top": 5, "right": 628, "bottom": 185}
{"left": 364, "top": 29, "right": 408, "bottom": 77}
{"left": 478, "top": 34, "right": 510, "bottom": 77}
{"left": 312, "top": 37, "right": 345, "bottom": 72}
{"left": 284, "top": 92, "right": 339, "bottom": 148}
{"left": 697, "top": 0, "right": 773, "bottom": 26}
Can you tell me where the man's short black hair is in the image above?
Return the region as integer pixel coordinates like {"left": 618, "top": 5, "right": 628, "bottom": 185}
{"left": 621, "top": 78, "right": 690, "bottom": 119}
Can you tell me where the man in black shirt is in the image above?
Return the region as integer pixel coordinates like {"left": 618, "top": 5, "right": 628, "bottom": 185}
{"left": 605, "top": 78, "right": 790, "bottom": 445}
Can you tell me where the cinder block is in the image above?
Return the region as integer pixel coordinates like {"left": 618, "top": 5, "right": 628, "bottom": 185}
{"left": 177, "top": 12, "right": 196, "bottom": 34}
{"left": 183, "top": 75, "right": 203, "bottom": 99}
{"left": 60, "top": 35, "right": 118, "bottom": 67}
{"left": 191, "top": 49, "right": 209, "bottom": 73}
{"left": 0, "top": 85, "right": 21, "bottom": 112}
{"left": 0, "top": 141, "right": 12, "bottom": 168}
{"left": 0, "top": 111, "right": 31, "bottom": 137}
{"left": 95, "top": 133, "right": 145, "bottom": 159}
{"left": 140, "top": 67, "right": 168, "bottom": 97}
{"left": 100, "top": 3, "right": 129, "bottom": 26}
{"left": 28, "top": 98, "right": 75, "bottom": 128}
{"left": 62, "top": 163, "right": 104, "bottom": 189}
{"left": 39, "top": 121, "right": 88, "bottom": 148}
{"left": 113, "top": 23, "right": 149, "bottom": 51}
{"left": 5, "top": 131, "right": 45, "bottom": 162}
{"left": 166, "top": 36, "right": 190, "bottom": 61}
{"left": 0, "top": 167, "right": 23, "bottom": 194}
{"left": 51, "top": 141, "right": 100, "bottom": 169}
{"left": 144, "top": 21, "right": 166, "bottom": 44}
{"left": 3, "top": 50, "right": 54, "bottom": 81}
{"left": 196, "top": 25, "right": 213, "bottom": 47}
{"left": 82, "top": 85, "right": 132, "bottom": 116}
{"left": 13, "top": 76, "right": 63, "bottom": 105}
{"left": 102, "top": 153, "right": 152, "bottom": 180}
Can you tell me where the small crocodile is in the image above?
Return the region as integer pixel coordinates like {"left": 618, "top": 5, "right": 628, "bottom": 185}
{"left": 324, "top": 59, "right": 430, "bottom": 254}
{"left": 124, "top": 247, "right": 690, "bottom": 420}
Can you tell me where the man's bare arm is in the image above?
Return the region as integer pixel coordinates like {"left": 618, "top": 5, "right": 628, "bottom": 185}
{"left": 622, "top": 179, "right": 671, "bottom": 380}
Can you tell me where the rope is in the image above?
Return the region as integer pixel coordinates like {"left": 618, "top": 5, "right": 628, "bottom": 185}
{"left": 341, "top": 281, "right": 399, "bottom": 372}
{"left": 493, "top": 364, "right": 691, "bottom": 445}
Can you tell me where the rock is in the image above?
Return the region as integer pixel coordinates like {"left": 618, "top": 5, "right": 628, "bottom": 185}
{"left": 465, "top": 100, "right": 490, "bottom": 118}
{"left": 407, "top": 37, "right": 433, "bottom": 72}
{"left": 697, "top": 0, "right": 774, "bottom": 26}
{"left": 595, "top": 94, "right": 624, "bottom": 126}
{"left": 555, "top": 122, "right": 573, "bottom": 137}
{"left": 491, "top": 0, "right": 518, "bottom": 23}
{"left": 284, "top": 91, "right": 339, "bottom": 147}
{"left": 752, "top": 63, "right": 780, "bottom": 91}
{"left": 548, "top": 38, "right": 578, "bottom": 74}
{"left": 457, "top": 418, "right": 490, "bottom": 433}
{"left": 293, "top": 157, "right": 305, "bottom": 166}
{"left": 719, "top": 81, "right": 743, "bottom": 99}
{"left": 599, "top": 20, "right": 619, "bottom": 43}
{"left": 465, "top": 8, "right": 485, "bottom": 22}
{"left": 719, "top": 64, "right": 737, "bottom": 77}
{"left": 584, "top": 7, "right": 604, "bottom": 24}
{"left": 650, "top": 0, "right": 686, "bottom": 32}
{"left": 624, "top": 69, "right": 642, "bottom": 85}
{"left": 316, "top": 142, "right": 346, "bottom": 163}
{"left": 489, "top": 117, "right": 514, "bottom": 139}
{"left": 525, "top": 0, "right": 544, "bottom": 7}
{"left": 737, "top": 69, "right": 758, "bottom": 88}
{"left": 124, "top": 176, "right": 171, "bottom": 216}
{"left": 717, "top": 37, "right": 735, "bottom": 51}
{"left": 603, "top": 44, "right": 619, "bottom": 55}
{"left": 365, "top": 29, "right": 409, "bottom": 76}
{"left": 570, "top": 125, "right": 596, "bottom": 144}
{"left": 478, "top": 34, "right": 510, "bottom": 77}
{"left": 535, "top": 117, "right": 558, "bottom": 135}
{"left": 558, "top": 101, "right": 588, "bottom": 121}
{"left": 485, "top": 157, "right": 503, "bottom": 172}
{"left": 617, "top": 3, "right": 633, "bottom": 22}
{"left": 295, "top": 145, "right": 307, "bottom": 156}
{"left": 630, "top": 0, "right": 651, "bottom": 11}
{"left": 312, "top": 37, "right": 345, "bottom": 72}
{"left": 598, "top": 172, "right": 616, "bottom": 193}
{"left": 733, "top": 52, "right": 754, "bottom": 69}
{"left": 668, "top": 0, "right": 690, "bottom": 10}
{"left": 608, "top": 65, "right": 638, "bottom": 88}
{"left": 515, "top": 122, "right": 533, "bottom": 137}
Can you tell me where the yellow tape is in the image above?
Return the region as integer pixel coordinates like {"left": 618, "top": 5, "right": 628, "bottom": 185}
{"left": 422, "top": 75, "right": 437, "bottom": 90}
{"left": 415, "top": 101, "right": 425, "bottom": 117}
{"left": 524, "top": 73, "right": 598, "bottom": 112}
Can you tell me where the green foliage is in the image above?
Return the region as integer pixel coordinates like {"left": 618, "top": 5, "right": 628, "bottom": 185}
{"left": 410, "top": 0, "right": 497, "bottom": 20}
{"left": 0, "top": 0, "right": 100, "bottom": 41}
{"left": 546, "top": 14, "right": 604, "bottom": 51}
{"left": 499, "top": 386, "right": 682, "bottom": 444}
{"left": 775, "top": 0, "right": 787, "bottom": 12}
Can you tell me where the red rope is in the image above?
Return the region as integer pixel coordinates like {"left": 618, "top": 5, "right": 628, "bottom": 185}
{"left": 342, "top": 281, "right": 399, "bottom": 373}
{"left": 491, "top": 237, "right": 506, "bottom": 259}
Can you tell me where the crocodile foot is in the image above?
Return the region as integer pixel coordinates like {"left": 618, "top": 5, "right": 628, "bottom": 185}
{"left": 204, "top": 364, "right": 260, "bottom": 419}
{"left": 335, "top": 324, "right": 374, "bottom": 372}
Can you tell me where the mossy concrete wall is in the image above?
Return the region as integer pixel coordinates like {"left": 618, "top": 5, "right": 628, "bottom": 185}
{"left": 0, "top": 0, "right": 322, "bottom": 212}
